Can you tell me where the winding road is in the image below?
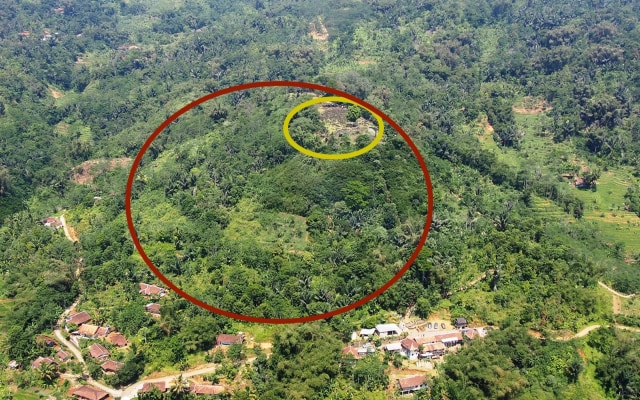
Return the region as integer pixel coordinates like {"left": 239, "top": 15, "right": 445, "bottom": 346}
{"left": 598, "top": 281, "right": 636, "bottom": 299}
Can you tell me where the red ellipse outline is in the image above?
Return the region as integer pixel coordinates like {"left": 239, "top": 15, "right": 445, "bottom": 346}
{"left": 125, "top": 81, "right": 433, "bottom": 324}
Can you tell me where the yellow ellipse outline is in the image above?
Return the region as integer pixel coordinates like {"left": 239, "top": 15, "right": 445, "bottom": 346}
{"left": 283, "top": 96, "right": 384, "bottom": 160}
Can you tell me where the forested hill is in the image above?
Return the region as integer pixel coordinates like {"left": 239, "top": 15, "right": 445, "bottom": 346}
{"left": 1, "top": 0, "right": 640, "bottom": 399}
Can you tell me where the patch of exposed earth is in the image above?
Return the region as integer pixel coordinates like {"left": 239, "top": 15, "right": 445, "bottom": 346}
{"left": 49, "top": 87, "right": 63, "bottom": 99}
{"left": 71, "top": 158, "right": 132, "bottom": 184}
{"left": 314, "top": 103, "right": 377, "bottom": 145}
{"left": 513, "top": 96, "right": 552, "bottom": 114}
{"left": 309, "top": 17, "right": 328, "bottom": 41}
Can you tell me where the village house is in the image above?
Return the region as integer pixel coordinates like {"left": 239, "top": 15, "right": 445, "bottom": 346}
{"left": 436, "top": 332, "right": 463, "bottom": 347}
{"left": 375, "top": 323, "right": 402, "bottom": 338}
{"left": 359, "top": 328, "right": 376, "bottom": 339}
{"left": 216, "top": 333, "right": 244, "bottom": 346}
{"left": 70, "top": 385, "right": 109, "bottom": 400}
{"left": 100, "top": 360, "right": 124, "bottom": 374}
{"left": 417, "top": 341, "right": 446, "bottom": 358}
{"left": 400, "top": 338, "right": 420, "bottom": 360}
{"left": 454, "top": 318, "right": 468, "bottom": 329}
{"left": 35, "top": 335, "right": 57, "bottom": 347}
{"left": 385, "top": 342, "right": 403, "bottom": 354}
{"left": 31, "top": 356, "right": 57, "bottom": 369}
{"left": 145, "top": 303, "right": 161, "bottom": 315}
{"left": 342, "top": 346, "right": 360, "bottom": 360}
{"left": 106, "top": 332, "right": 128, "bottom": 347}
{"left": 139, "top": 382, "right": 168, "bottom": 393}
{"left": 191, "top": 384, "right": 226, "bottom": 395}
{"left": 88, "top": 343, "right": 110, "bottom": 360}
{"left": 397, "top": 375, "right": 427, "bottom": 395}
{"left": 57, "top": 350, "right": 72, "bottom": 362}
{"left": 43, "top": 217, "right": 62, "bottom": 228}
{"left": 8, "top": 360, "right": 19, "bottom": 370}
{"left": 139, "top": 283, "right": 166, "bottom": 297}
{"left": 75, "top": 324, "right": 110, "bottom": 339}
{"left": 66, "top": 311, "right": 92, "bottom": 326}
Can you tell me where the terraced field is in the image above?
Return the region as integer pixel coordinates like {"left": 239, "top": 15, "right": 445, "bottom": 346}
{"left": 474, "top": 110, "right": 640, "bottom": 256}
{"left": 530, "top": 197, "right": 572, "bottom": 222}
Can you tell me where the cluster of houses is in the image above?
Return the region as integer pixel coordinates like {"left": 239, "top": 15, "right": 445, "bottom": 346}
{"left": 343, "top": 318, "right": 489, "bottom": 395}
{"left": 25, "top": 281, "right": 244, "bottom": 399}
{"left": 27, "top": 336, "right": 72, "bottom": 371}
{"left": 62, "top": 311, "right": 129, "bottom": 374}
{"left": 25, "top": 282, "right": 166, "bottom": 375}
{"left": 139, "top": 282, "right": 165, "bottom": 317}
{"left": 68, "top": 382, "right": 227, "bottom": 400}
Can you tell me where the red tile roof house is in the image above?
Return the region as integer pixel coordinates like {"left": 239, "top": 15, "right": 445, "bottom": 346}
{"left": 417, "top": 341, "right": 446, "bottom": 358}
{"left": 66, "top": 311, "right": 92, "bottom": 326}
{"left": 216, "top": 333, "right": 244, "bottom": 346}
{"left": 88, "top": 343, "right": 110, "bottom": 360}
{"left": 43, "top": 217, "right": 63, "bottom": 228}
{"left": 31, "top": 356, "right": 57, "bottom": 369}
{"left": 70, "top": 385, "right": 110, "bottom": 400}
{"left": 75, "top": 324, "right": 106, "bottom": 338}
{"left": 106, "top": 332, "right": 128, "bottom": 347}
{"left": 139, "top": 382, "right": 167, "bottom": 393}
{"left": 435, "top": 332, "right": 463, "bottom": 347}
{"left": 57, "top": 350, "right": 72, "bottom": 362}
{"left": 139, "top": 283, "right": 166, "bottom": 297}
{"left": 401, "top": 338, "right": 420, "bottom": 360}
{"left": 145, "top": 303, "right": 161, "bottom": 315}
{"left": 191, "top": 384, "right": 225, "bottom": 395}
{"left": 341, "top": 346, "right": 361, "bottom": 360}
{"left": 100, "top": 360, "right": 124, "bottom": 374}
{"left": 398, "top": 375, "right": 427, "bottom": 395}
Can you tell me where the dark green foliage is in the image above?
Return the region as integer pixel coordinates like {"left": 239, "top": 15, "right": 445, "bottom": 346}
{"left": 432, "top": 326, "right": 586, "bottom": 399}
{"left": 254, "top": 324, "right": 342, "bottom": 399}
{"left": 590, "top": 328, "right": 640, "bottom": 399}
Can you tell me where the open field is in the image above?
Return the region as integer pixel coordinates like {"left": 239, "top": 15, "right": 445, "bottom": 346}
{"left": 620, "top": 296, "right": 640, "bottom": 316}
{"left": 224, "top": 198, "right": 309, "bottom": 254}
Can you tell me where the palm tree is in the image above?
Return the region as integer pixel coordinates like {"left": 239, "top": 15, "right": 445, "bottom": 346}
{"left": 170, "top": 374, "right": 190, "bottom": 399}
{"left": 38, "top": 362, "right": 59, "bottom": 387}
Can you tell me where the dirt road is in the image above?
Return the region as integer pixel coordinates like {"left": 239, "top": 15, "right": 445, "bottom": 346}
{"left": 60, "top": 214, "right": 79, "bottom": 243}
{"left": 598, "top": 281, "right": 636, "bottom": 299}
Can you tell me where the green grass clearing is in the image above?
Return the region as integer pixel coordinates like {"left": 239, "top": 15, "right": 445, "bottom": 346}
{"left": 620, "top": 296, "right": 640, "bottom": 316}
{"left": 224, "top": 198, "right": 309, "bottom": 254}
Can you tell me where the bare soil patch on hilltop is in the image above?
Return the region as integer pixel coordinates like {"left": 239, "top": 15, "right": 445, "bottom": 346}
{"left": 71, "top": 158, "right": 132, "bottom": 184}
{"left": 315, "top": 103, "right": 377, "bottom": 145}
